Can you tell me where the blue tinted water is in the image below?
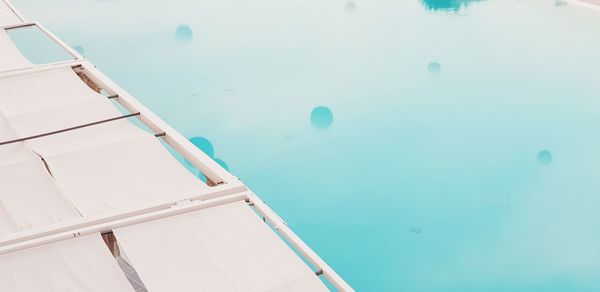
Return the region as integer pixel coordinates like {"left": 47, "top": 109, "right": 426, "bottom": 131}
{"left": 189, "top": 136, "right": 215, "bottom": 158}
{"left": 421, "top": 0, "right": 483, "bottom": 11}
{"left": 73, "top": 45, "right": 85, "bottom": 56}
{"left": 11, "top": 0, "right": 600, "bottom": 290}
{"left": 7, "top": 25, "right": 74, "bottom": 64}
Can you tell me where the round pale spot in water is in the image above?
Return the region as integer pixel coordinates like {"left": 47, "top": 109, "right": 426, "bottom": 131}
{"left": 189, "top": 137, "right": 214, "bottom": 157}
{"left": 311, "top": 106, "right": 334, "bottom": 129}
{"left": 214, "top": 158, "right": 229, "bottom": 171}
{"left": 345, "top": 1, "right": 357, "bottom": 13}
{"left": 538, "top": 150, "right": 552, "bottom": 165}
{"left": 73, "top": 45, "right": 85, "bottom": 56}
{"left": 175, "top": 25, "right": 193, "bottom": 42}
{"left": 428, "top": 62, "right": 441, "bottom": 74}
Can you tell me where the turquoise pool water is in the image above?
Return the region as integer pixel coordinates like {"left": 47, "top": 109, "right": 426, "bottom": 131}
{"left": 11, "top": 0, "right": 600, "bottom": 290}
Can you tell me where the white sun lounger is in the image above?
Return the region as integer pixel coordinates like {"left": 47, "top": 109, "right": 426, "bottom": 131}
{"left": 114, "top": 201, "right": 328, "bottom": 291}
{"left": 0, "top": 1, "right": 353, "bottom": 290}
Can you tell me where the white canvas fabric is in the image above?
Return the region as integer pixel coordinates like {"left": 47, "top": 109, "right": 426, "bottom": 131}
{"left": 0, "top": 233, "right": 135, "bottom": 292}
{"left": 0, "top": 67, "right": 206, "bottom": 216}
{"left": 38, "top": 129, "right": 207, "bottom": 215}
{"left": 0, "top": 67, "right": 109, "bottom": 117}
{"left": 0, "top": 201, "right": 18, "bottom": 235}
{"left": 0, "top": 145, "right": 81, "bottom": 231}
{"left": 0, "top": 115, "right": 80, "bottom": 234}
{"left": 0, "top": 67, "right": 120, "bottom": 136}
{"left": 0, "top": 29, "right": 31, "bottom": 72}
{"left": 114, "top": 201, "right": 328, "bottom": 292}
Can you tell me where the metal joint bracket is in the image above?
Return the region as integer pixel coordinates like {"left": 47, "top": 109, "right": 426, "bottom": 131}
{"left": 172, "top": 199, "right": 194, "bottom": 208}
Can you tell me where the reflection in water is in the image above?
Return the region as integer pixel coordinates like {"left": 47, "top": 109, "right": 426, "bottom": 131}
{"left": 175, "top": 25, "right": 193, "bottom": 42}
{"left": 345, "top": 1, "right": 357, "bottom": 13}
{"left": 427, "top": 62, "right": 441, "bottom": 74}
{"left": 189, "top": 137, "right": 215, "bottom": 157}
{"left": 410, "top": 227, "right": 423, "bottom": 234}
{"left": 311, "top": 106, "right": 334, "bottom": 129}
{"left": 538, "top": 150, "right": 552, "bottom": 165}
{"left": 554, "top": 0, "right": 568, "bottom": 6}
{"left": 421, "top": 0, "right": 482, "bottom": 12}
{"left": 214, "top": 158, "right": 230, "bottom": 171}
{"left": 73, "top": 45, "right": 85, "bottom": 56}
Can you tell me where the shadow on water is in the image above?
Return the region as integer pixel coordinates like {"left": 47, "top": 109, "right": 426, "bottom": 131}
{"left": 421, "top": 0, "right": 483, "bottom": 12}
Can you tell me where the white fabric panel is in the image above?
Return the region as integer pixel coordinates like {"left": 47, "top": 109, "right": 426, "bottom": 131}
{"left": 26, "top": 120, "right": 147, "bottom": 158}
{"left": 0, "top": 201, "right": 18, "bottom": 235}
{"left": 0, "top": 67, "right": 206, "bottom": 216}
{"left": 0, "top": 115, "right": 80, "bottom": 234}
{"left": 114, "top": 201, "right": 328, "bottom": 292}
{"left": 0, "top": 67, "right": 119, "bottom": 136}
{"left": 0, "top": 29, "right": 31, "bottom": 72}
{"left": 0, "top": 234, "right": 135, "bottom": 292}
{"left": 39, "top": 130, "right": 206, "bottom": 216}
{"left": 0, "top": 147, "right": 81, "bottom": 231}
{"left": 0, "top": 1, "right": 21, "bottom": 26}
{"left": 0, "top": 67, "right": 105, "bottom": 117}
{"left": 9, "top": 96, "right": 122, "bottom": 137}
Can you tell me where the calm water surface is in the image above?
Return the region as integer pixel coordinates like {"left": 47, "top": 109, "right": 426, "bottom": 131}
{"left": 12, "top": 0, "right": 600, "bottom": 290}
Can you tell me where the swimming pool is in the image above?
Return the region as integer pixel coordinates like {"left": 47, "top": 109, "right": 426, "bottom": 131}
{"left": 11, "top": 0, "right": 600, "bottom": 290}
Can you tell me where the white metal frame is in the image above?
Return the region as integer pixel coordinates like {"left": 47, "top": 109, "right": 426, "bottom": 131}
{"left": 1, "top": 21, "right": 84, "bottom": 74}
{"left": 0, "top": 2, "right": 353, "bottom": 291}
{"left": 0, "top": 191, "right": 352, "bottom": 291}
